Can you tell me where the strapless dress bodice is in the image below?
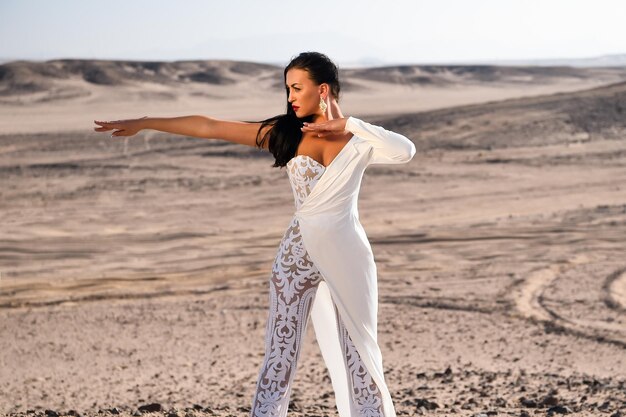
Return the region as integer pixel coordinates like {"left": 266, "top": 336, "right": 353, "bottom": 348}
{"left": 286, "top": 155, "right": 326, "bottom": 210}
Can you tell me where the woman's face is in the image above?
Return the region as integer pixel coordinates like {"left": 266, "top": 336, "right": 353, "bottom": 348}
{"left": 285, "top": 68, "right": 327, "bottom": 117}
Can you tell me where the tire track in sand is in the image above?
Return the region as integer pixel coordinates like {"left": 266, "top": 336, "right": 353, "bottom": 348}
{"left": 510, "top": 254, "right": 626, "bottom": 348}
{"left": 604, "top": 267, "right": 626, "bottom": 312}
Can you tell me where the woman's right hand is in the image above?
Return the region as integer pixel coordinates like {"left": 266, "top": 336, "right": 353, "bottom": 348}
{"left": 93, "top": 116, "right": 148, "bottom": 137}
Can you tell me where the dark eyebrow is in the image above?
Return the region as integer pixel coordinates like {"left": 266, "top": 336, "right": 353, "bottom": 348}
{"left": 285, "top": 82, "right": 301, "bottom": 87}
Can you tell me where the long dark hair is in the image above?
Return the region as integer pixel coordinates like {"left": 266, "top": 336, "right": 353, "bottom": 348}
{"left": 245, "top": 51, "right": 342, "bottom": 168}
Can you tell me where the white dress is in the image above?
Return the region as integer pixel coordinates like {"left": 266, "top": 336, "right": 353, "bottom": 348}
{"left": 296, "top": 116, "right": 416, "bottom": 417}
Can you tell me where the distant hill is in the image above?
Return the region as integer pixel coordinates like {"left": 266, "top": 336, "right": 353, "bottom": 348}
{"left": 378, "top": 79, "right": 626, "bottom": 151}
{"left": 423, "top": 53, "right": 626, "bottom": 68}
{"left": 2, "top": 58, "right": 626, "bottom": 99}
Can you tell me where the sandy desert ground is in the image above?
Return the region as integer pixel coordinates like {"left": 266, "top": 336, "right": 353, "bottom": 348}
{"left": 0, "top": 59, "right": 625, "bottom": 417}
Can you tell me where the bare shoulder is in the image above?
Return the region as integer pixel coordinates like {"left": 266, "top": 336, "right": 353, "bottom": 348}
{"left": 207, "top": 117, "right": 273, "bottom": 150}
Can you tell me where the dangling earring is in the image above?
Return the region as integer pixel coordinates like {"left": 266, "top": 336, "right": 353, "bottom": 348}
{"left": 319, "top": 96, "right": 327, "bottom": 113}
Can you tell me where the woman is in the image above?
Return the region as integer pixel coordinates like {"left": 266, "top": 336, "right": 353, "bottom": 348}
{"left": 94, "top": 51, "right": 415, "bottom": 417}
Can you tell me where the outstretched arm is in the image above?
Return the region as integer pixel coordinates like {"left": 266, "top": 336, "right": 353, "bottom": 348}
{"left": 94, "top": 116, "right": 271, "bottom": 149}
{"left": 94, "top": 115, "right": 211, "bottom": 138}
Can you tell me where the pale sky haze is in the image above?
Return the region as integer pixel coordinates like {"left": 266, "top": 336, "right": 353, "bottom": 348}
{"left": 1, "top": 0, "right": 625, "bottom": 66}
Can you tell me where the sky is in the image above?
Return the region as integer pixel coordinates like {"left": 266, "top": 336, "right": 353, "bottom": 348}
{"left": 1, "top": 0, "right": 625, "bottom": 67}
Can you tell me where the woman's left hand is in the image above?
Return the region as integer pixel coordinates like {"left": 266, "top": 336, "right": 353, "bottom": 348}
{"left": 301, "top": 117, "right": 348, "bottom": 138}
